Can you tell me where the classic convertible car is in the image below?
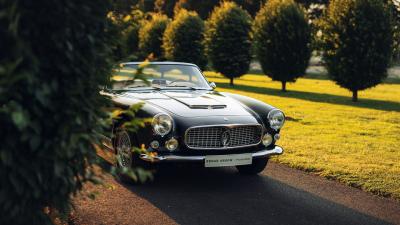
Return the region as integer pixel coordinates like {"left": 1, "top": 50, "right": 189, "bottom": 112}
{"left": 101, "top": 62, "right": 285, "bottom": 179}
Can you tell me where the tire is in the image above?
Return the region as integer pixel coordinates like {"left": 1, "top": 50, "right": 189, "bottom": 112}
{"left": 236, "top": 157, "right": 269, "bottom": 175}
{"left": 114, "top": 130, "right": 154, "bottom": 184}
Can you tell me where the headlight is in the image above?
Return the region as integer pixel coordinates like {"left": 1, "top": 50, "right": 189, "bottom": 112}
{"left": 267, "top": 109, "right": 285, "bottom": 130}
{"left": 165, "top": 137, "right": 178, "bottom": 151}
{"left": 152, "top": 113, "right": 173, "bottom": 136}
{"left": 262, "top": 133, "right": 273, "bottom": 146}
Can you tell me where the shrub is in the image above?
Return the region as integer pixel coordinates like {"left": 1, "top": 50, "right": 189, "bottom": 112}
{"left": 138, "top": 14, "right": 169, "bottom": 59}
{"left": 320, "top": 0, "right": 392, "bottom": 101}
{"left": 163, "top": 10, "right": 207, "bottom": 68}
{"left": 0, "top": 0, "right": 114, "bottom": 224}
{"left": 253, "top": 0, "right": 311, "bottom": 91}
{"left": 204, "top": 2, "right": 252, "bottom": 86}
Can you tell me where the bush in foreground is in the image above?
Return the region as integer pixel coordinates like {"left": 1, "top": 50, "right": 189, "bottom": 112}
{"left": 205, "top": 2, "right": 252, "bottom": 86}
{"left": 253, "top": 0, "right": 311, "bottom": 92}
{"left": 320, "top": 0, "right": 392, "bottom": 101}
{"left": 0, "top": 0, "right": 113, "bottom": 224}
{"left": 163, "top": 10, "right": 207, "bottom": 69}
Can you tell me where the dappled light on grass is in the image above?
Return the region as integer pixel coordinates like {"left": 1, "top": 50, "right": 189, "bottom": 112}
{"left": 206, "top": 72, "right": 400, "bottom": 199}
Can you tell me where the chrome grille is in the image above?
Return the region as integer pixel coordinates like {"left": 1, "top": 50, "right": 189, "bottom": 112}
{"left": 185, "top": 125, "right": 262, "bottom": 149}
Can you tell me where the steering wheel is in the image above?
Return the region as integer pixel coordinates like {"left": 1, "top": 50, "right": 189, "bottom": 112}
{"left": 167, "top": 79, "right": 189, "bottom": 86}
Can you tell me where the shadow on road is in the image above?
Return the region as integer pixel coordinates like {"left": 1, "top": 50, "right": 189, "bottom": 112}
{"left": 123, "top": 164, "right": 389, "bottom": 225}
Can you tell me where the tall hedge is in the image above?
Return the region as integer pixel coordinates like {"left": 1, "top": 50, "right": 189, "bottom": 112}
{"left": 0, "top": 0, "right": 113, "bottom": 224}
{"left": 205, "top": 2, "right": 252, "bottom": 86}
{"left": 139, "top": 14, "right": 169, "bottom": 59}
{"left": 321, "top": 0, "right": 392, "bottom": 101}
{"left": 253, "top": 0, "right": 311, "bottom": 91}
{"left": 163, "top": 10, "right": 207, "bottom": 68}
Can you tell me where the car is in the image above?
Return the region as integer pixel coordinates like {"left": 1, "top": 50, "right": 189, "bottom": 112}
{"left": 100, "top": 62, "right": 285, "bottom": 180}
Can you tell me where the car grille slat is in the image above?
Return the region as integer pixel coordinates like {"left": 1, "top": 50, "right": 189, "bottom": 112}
{"left": 185, "top": 125, "right": 262, "bottom": 149}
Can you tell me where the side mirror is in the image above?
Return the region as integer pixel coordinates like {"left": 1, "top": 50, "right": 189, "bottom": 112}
{"left": 209, "top": 82, "right": 216, "bottom": 89}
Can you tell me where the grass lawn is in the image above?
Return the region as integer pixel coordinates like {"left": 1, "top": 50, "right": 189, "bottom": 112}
{"left": 205, "top": 71, "right": 400, "bottom": 200}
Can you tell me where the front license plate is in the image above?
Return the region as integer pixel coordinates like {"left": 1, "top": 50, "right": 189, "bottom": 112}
{"left": 204, "top": 153, "right": 252, "bottom": 168}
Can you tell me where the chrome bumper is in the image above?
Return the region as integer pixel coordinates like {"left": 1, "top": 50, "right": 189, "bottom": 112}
{"left": 139, "top": 146, "right": 283, "bottom": 162}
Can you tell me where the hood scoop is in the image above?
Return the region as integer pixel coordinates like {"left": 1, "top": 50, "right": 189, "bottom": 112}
{"left": 163, "top": 92, "right": 227, "bottom": 109}
{"left": 190, "top": 104, "right": 226, "bottom": 109}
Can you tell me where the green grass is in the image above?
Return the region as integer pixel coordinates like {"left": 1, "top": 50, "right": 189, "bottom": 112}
{"left": 205, "top": 72, "right": 400, "bottom": 199}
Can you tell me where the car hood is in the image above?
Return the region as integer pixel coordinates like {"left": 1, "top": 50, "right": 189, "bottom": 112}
{"left": 122, "top": 91, "right": 252, "bottom": 117}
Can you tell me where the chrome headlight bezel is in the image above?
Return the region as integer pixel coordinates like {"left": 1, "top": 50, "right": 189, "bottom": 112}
{"left": 152, "top": 113, "right": 173, "bottom": 136}
{"left": 267, "top": 109, "right": 285, "bottom": 131}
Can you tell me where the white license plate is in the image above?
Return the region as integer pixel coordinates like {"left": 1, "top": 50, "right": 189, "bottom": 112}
{"left": 204, "top": 153, "right": 252, "bottom": 168}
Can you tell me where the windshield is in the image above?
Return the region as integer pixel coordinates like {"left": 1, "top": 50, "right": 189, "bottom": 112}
{"left": 112, "top": 64, "right": 211, "bottom": 90}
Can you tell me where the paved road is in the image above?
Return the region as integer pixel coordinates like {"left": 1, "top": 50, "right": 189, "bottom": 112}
{"left": 73, "top": 162, "right": 400, "bottom": 225}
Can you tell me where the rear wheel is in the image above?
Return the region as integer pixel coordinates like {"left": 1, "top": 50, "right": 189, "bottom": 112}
{"left": 236, "top": 157, "right": 269, "bottom": 175}
{"left": 114, "top": 130, "right": 153, "bottom": 184}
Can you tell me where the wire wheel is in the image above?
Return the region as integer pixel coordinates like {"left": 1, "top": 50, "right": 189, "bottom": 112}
{"left": 116, "top": 131, "right": 132, "bottom": 168}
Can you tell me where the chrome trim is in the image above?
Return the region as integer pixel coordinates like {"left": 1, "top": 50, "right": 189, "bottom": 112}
{"left": 99, "top": 134, "right": 114, "bottom": 151}
{"left": 139, "top": 146, "right": 283, "bottom": 162}
{"left": 184, "top": 124, "right": 263, "bottom": 150}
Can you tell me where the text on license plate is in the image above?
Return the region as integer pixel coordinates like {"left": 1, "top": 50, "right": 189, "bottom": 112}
{"left": 204, "top": 153, "right": 252, "bottom": 167}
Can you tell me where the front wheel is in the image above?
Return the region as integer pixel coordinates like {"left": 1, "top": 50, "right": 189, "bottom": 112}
{"left": 236, "top": 157, "right": 269, "bottom": 175}
{"left": 115, "top": 130, "right": 153, "bottom": 184}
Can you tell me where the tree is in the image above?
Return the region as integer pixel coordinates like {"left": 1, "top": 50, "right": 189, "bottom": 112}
{"left": 138, "top": 14, "right": 169, "bottom": 59}
{"left": 253, "top": 0, "right": 311, "bottom": 91}
{"left": 163, "top": 10, "right": 207, "bottom": 68}
{"left": 125, "top": 25, "right": 140, "bottom": 59}
{"left": 320, "top": 0, "right": 392, "bottom": 101}
{"left": 174, "top": 0, "right": 265, "bottom": 19}
{"left": 204, "top": 2, "right": 252, "bottom": 86}
{"left": 174, "top": 0, "right": 220, "bottom": 19}
{"left": 234, "top": 0, "right": 267, "bottom": 16}
{"left": 154, "top": 0, "right": 178, "bottom": 17}
{"left": 0, "top": 0, "right": 114, "bottom": 224}
{"left": 108, "top": 9, "right": 144, "bottom": 61}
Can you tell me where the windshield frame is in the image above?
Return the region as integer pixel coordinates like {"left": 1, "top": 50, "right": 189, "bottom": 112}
{"left": 112, "top": 62, "right": 213, "bottom": 91}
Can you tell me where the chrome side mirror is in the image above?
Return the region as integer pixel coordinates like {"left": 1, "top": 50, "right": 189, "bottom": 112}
{"left": 209, "top": 82, "right": 216, "bottom": 89}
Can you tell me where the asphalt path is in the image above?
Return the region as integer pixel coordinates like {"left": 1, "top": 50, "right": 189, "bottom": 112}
{"left": 73, "top": 162, "right": 400, "bottom": 225}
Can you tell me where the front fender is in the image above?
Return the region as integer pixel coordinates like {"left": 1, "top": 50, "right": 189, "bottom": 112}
{"left": 221, "top": 92, "right": 281, "bottom": 134}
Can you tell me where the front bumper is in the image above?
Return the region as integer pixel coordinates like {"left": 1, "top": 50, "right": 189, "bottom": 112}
{"left": 139, "top": 145, "right": 283, "bottom": 163}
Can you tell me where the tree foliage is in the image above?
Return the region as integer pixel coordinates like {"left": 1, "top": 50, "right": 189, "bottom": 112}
{"left": 163, "top": 10, "right": 207, "bottom": 68}
{"left": 320, "top": 0, "right": 392, "bottom": 101}
{"left": 138, "top": 14, "right": 169, "bottom": 59}
{"left": 253, "top": 0, "right": 311, "bottom": 91}
{"left": 205, "top": 2, "right": 252, "bottom": 86}
{"left": 154, "top": 0, "right": 179, "bottom": 17}
{"left": 0, "top": 0, "right": 114, "bottom": 224}
{"left": 108, "top": 9, "right": 145, "bottom": 61}
{"left": 174, "top": 0, "right": 265, "bottom": 19}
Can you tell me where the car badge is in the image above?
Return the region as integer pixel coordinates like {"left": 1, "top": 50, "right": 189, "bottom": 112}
{"left": 220, "top": 130, "right": 231, "bottom": 147}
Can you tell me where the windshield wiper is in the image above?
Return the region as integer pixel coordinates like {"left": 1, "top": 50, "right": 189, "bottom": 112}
{"left": 125, "top": 86, "right": 161, "bottom": 91}
{"left": 164, "top": 86, "right": 210, "bottom": 90}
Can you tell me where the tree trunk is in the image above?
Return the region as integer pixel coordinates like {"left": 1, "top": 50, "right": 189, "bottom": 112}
{"left": 282, "top": 81, "right": 286, "bottom": 92}
{"left": 352, "top": 90, "right": 358, "bottom": 102}
{"left": 230, "top": 77, "right": 234, "bottom": 87}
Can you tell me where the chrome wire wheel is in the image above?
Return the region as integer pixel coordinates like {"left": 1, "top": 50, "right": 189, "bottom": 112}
{"left": 116, "top": 131, "right": 132, "bottom": 168}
